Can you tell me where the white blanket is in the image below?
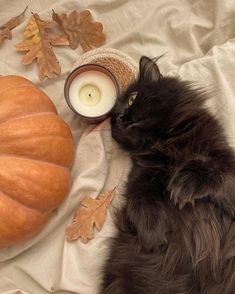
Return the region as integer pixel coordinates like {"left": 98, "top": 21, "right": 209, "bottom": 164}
{"left": 1, "top": 0, "right": 235, "bottom": 293}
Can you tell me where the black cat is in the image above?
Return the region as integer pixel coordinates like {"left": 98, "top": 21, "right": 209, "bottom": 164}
{"left": 100, "top": 56, "right": 235, "bottom": 294}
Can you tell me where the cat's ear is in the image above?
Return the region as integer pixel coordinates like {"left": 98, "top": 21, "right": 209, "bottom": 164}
{"left": 139, "top": 56, "right": 162, "bottom": 83}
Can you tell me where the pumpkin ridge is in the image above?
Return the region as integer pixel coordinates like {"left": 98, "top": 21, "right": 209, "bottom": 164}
{"left": 0, "top": 83, "right": 36, "bottom": 96}
{"left": 0, "top": 83, "right": 40, "bottom": 95}
{"left": 0, "top": 136, "right": 74, "bottom": 166}
{"left": 0, "top": 155, "right": 71, "bottom": 212}
{"left": 0, "top": 190, "right": 51, "bottom": 248}
{"left": 0, "top": 189, "right": 52, "bottom": 215}
{"left": 0, "top": 134, "right": 72, "bottom": 142}
{"left": 0, "top": 112, "right": 58, "bottom": 126}
{"left": 0, "top": 154, "right": 72, "bottom": 169}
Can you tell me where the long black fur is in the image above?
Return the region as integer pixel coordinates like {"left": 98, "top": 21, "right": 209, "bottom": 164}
{"left": 100, "top": 56, "right": 235, "bottom": 294}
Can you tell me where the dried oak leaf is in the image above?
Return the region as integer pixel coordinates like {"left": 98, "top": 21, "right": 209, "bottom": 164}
{"left": 15, "top": 13, "right": 68, "bottom": 80}
{"left": 0, "top": 28, "right": 11, "bottom": 46}
{"left": 0, "top": 6, "right": 27, "bottom": 46}
{"left": 52, "top": 9, "right": 106, "bottom": 51}
{"left": 66, "top": 188, "right": 116, "bottom": 243}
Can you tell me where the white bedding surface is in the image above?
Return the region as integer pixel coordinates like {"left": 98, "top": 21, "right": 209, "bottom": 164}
{"left": 0, "top": 0, "right": 235, "bottom": 293}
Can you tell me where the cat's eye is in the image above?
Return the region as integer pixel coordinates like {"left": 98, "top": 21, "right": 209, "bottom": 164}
{"left": 128, "top": 91, "right": 138, "bottom": 106}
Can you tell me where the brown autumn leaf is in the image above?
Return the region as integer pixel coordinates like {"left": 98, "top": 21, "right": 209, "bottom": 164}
{"left": 0, "top": 6, "right": 27, "bottom": 46}
{"left": 1, "top": 6, "right": 28, "bottom": 30}
{"left": 15, "top": 13, "right": 68, "bottom": 80}
{"left": 66, "top": 188, "right": 116, "bottom": 243}
{"left": 52, "top": 9, "right": 106, "bottom": 51}
{"left": 0, "top": 28, "right": 11, "bottom": 46}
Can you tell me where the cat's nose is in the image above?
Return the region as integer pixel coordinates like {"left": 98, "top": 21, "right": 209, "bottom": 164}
{"left": 117, "top": 114, "right": 124, "bottom": 122}
{"left": 116, "top": 114, "right": 125, "bottom": 128}
{"left": 116, "top": 113, "right": 133, "bottom": 128}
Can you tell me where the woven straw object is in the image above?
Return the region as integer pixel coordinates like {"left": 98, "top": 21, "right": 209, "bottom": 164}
{"left": 72, "top": 48, "right": 138, "bottom": 93}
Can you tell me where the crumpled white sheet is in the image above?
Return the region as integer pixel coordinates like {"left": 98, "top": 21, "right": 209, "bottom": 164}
{"left": 0, "top": 0, "right": 235, "bottom": 293}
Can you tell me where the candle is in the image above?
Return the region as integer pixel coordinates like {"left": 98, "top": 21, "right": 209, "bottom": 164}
{"left": 64, "top": 64, "right": 119, "bottom": 122}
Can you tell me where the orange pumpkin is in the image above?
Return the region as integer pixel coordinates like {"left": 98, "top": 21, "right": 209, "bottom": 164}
{"left": 0, "top": 75, "right": 75, "bottom": 248}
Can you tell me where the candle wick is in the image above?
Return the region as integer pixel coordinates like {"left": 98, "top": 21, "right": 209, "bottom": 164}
{"left": 89, "top": 93, "right": 92, "bottom": 97}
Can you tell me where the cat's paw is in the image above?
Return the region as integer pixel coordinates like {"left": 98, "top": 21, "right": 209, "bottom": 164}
{"left": 168, "top": 160, "right": 210, "bottom": 209}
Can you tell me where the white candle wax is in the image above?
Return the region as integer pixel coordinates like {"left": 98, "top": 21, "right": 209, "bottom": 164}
{"left": 69, "top": 70, "right": 117, "bottom": 118}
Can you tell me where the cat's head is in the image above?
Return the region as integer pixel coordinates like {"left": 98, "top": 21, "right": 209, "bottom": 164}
{"left": 111, "top": 56, "right": 205, "bottom": 152}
